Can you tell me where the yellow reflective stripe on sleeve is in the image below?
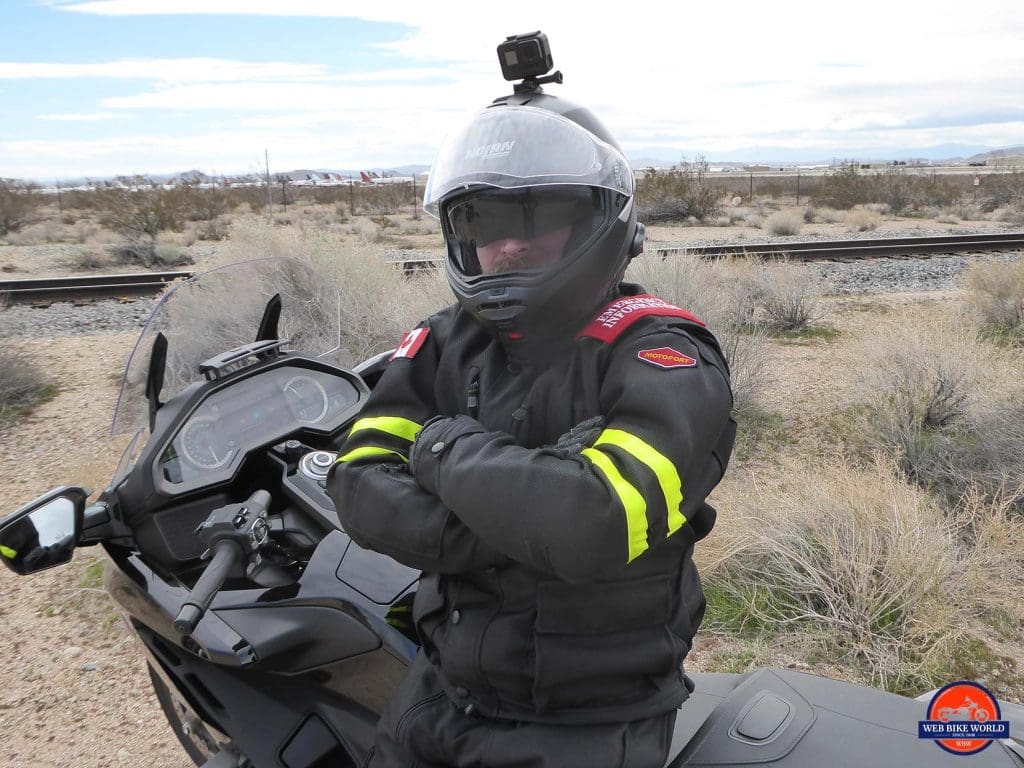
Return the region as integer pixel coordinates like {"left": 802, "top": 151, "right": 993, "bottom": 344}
{"left": 592, "top": 428, "right": 686, "bottom": 535}
{"left": 336, "top": 446, "right": 408, "bottom": 464}
{"left": 581, "top": 447, "right": 649, "bottom": 562}
{"left": 0, "top": 544, "right": 16, "bottom": 559}
{"left": 348, "top": 416, "right": 423, "bottom": 443}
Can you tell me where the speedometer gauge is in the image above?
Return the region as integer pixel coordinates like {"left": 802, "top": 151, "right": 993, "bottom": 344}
{"left": 283, "top": 375, "right": 330, "bottom": 423}
{"left": 179, "top": 416, "right": 234, "bottom": 469}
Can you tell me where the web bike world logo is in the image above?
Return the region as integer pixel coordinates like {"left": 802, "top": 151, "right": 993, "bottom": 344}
{"left": 918, "top": 681, "right": 1010, "bottom": 755}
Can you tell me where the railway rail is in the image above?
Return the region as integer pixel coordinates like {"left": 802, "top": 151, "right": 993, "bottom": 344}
{"left": 2, "top": 233, "right": 1022, "bottom": 304}
{"left": 0, "top": 270, "right": 192, "bottom": 304}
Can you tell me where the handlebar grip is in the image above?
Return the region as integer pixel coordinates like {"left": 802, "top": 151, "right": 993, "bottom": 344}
{"left": 173, "top": 540, "right": 242, "bottom": 634}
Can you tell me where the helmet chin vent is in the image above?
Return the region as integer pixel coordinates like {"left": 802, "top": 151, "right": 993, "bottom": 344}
{"left": 480, "top": 300, "right": 525, "bottom": 311}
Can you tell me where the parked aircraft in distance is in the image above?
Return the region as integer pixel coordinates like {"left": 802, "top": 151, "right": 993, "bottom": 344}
{"left": 359, "top": 171, "right": 416, "bottom": 185}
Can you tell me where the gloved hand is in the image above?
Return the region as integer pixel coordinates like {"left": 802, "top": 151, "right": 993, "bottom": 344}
{"left": 408, "top": 414, "right": 486, "bottom": 496}
{"left": 549, "top": 416, "right": 606, "bottom": 455}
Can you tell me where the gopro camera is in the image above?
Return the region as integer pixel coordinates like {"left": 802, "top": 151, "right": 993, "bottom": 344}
{"left": 498, "top": 31, "right": 554, "bottom": 82}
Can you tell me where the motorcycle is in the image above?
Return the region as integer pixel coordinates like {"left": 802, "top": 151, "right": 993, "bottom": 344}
{"left": 3, "top": 257, "right": 1023, "bottom": 768}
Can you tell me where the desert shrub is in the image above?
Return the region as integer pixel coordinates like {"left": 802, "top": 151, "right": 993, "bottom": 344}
{"left": 635, "top": 160, "right": 724, "bottom": 222}
{"left": 845, "top": 208, "right": 880, "bottom": 232}
{"left": 224, "top": 219, "right": 451, "bottom": 364}
{"left": 0, "top": 341, "right": 50, "bottom": 421}
{"left": 67, "top": 249, "right": 112, "bottom": 270}
{"left": 815, "top": 166, "right": 959, "bottom": 213}
{"left": 198, "top": 217, "right": 231, "bottom": 241}
{"left": 987, "top": 205, "right": 1024, "bottom": 226}
{"left": 112, "top": 238, "right": 192, "bottom": 267}
{"left": 743, "top": 213, "right": 763, "bottom": 229}
{"left": 101, "top": 186, "right": 190, "bottom": 238}
{"left": 764, "top": 210, "right": 804, "bottom": 236}
{"left": 818, "top": 208, "right": 844, "bottom": 224}
{"left": 963, "top": 259, "right": 1024, "bottom": 344}
{"left": 936, "top": 215, "right": 958, "bottom": 224}
{"left": 0, "top": 179, "right": 42, "bottom": 235}
{"left": 625, "top": 253, "right": 771, "bottom": 416}
{"left": 750, "top": 259, "right": 825, "bottom": 331}
{"left": 700, "top": 457, "right": 1022, "bottom": 693}
{"left": 181, "top": 185, "right": 230, "bottom": 222}
{"left": 979, "top": 171, "right": 1024, "bottom": 212}
{"left": 842, "top": 319, "right": 1024, "bottom": 504}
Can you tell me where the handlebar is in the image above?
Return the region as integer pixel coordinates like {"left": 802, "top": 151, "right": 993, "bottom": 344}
{"left": 173, "top": 539, "right": 242, "bottom": 634}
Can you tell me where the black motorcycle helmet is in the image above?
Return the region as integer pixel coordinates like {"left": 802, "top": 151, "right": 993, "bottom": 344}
{"left": 423, "top": 90, "right": 645, "bottom": 345}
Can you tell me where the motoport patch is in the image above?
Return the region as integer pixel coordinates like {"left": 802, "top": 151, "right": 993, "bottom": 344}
{"left": 637, "top": 347, "right": 698, "bottom": 369}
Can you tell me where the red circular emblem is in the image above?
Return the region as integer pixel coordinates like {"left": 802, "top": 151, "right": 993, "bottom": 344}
{"left": 926, "top": 681, "right": 1001, "bottom": 755}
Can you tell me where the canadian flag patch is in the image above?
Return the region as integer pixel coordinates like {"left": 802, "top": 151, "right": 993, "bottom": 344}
{"left": 389, "top": 327, "right": 430, "bottom": 361}
{"left": 638, "top": 346, "right": 698, "bottom": 369}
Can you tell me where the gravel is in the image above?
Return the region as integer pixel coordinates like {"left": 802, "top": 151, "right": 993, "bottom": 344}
{"left": 1, "top": 297, "right": 155, "bottom": 338}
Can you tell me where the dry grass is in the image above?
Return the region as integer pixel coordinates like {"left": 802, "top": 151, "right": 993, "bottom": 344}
{"left": 962, "top": 258, "right": 1024, "bottom": 344}
{"left": 0, "top": 340, "right": 52, "bottom": 422}
{"left": 764, "top": 210, "right": 804, "bottom": 236}
{"left": 845, "top": 208, "right": 881, "bottom": 232}
{"left": 701, "top": 456, "right": 1024, "bottom": 694}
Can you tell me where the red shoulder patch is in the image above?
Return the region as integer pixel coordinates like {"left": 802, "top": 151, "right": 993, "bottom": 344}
{"left": 638, "top": 347, "right": 698, "bottom": 369}
{"left": 577, "top": 294, "right": 706, "bottom": 343}
{"left": 389, "top": 327, "right": 430, "bottom": 361}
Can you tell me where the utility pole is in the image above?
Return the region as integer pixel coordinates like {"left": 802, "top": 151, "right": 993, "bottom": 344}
{"left": 56, "top": 179, "right": 63, "bottom": 214}
{"left": 349, "top": 173, "right": 355, "bottom": 214}
{"left": 796, "top": 170, "right": 801, "bottom": 206}
{"left": 280, "top": 178, "right": 288, "bottom": 212}
{"left": 265, "top": 149, "right": 273, "bottom": 217}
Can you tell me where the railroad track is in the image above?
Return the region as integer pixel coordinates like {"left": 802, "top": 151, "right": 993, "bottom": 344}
{"left": 0, "top": 270, "right": 192, "bottom": 304}
{"left": 654, "top": 231, "right": 1024, "bottom": 261}
{"left": 3, "top": 232, "right": 1022, "bottom": 304}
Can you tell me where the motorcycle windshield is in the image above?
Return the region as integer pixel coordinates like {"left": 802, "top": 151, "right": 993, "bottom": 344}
{"left": 111, "top": 258, "right": 343, "bottom": 437}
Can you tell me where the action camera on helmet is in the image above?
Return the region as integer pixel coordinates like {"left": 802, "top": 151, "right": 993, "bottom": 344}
{"left": 497, "top": 31, "right": 554, "bottom": 82}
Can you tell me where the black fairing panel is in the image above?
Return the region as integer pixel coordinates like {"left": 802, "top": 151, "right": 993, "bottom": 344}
{"left": 669, "top": 669, "right": 1021, "bottom": 767}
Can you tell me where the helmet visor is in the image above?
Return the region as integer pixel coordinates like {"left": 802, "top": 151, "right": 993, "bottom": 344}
{"left": 445, "top": 186, "right": 614, "bottom": 276}
{"left": 423, "top": 106, "right": 633, "bottom": 216}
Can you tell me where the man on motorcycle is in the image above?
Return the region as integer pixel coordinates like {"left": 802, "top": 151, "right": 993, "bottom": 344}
{"left": 328, "top": 83, "right": 735, "bottom": 767}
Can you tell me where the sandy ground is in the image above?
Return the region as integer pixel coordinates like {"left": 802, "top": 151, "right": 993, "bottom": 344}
{"left": 0, "top": 333, "right": 192, "bottom": 768}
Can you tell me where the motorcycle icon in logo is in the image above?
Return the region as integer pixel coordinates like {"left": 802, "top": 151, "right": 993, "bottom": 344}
{"left": 919, "top": 681, "right": 1010, "bottom": 755}
{"left": 937, "top": 696, "right": 989, "bottom": 724}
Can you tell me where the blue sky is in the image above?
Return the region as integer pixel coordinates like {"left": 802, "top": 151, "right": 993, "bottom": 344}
{"left": 2, "top": 0, "right": 1023, "bottom": 179}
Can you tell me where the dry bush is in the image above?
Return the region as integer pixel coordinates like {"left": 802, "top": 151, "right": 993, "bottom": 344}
{"left": 700, "top": 456, "right": 1021, "bottom": 693}
{"left": 224, "top": 219, "right": 451, "bottom": 364}
{"left": 845, "top": 208, "right": 880, "bottom": 232}
{"left": 635, "top": 161, "right": 724, "bottom": 222}
{"left": 743, "top": 213, "right": 763, "bottom": 229}
{"left": 980, "top": 171, "right": 1024, "bottom": 212}
{"left": 818, "top": 208, "right": 844, "bottom": 224}
{"left": 842, "top": 318, "right": 1024, "bottom": 504}
{"left": 111, "top": 237, "right": 193, "bottom": 268}
{"left": 0, "top": 339, "right": 49, "bottom": 421}
{"left": 987, "top": 205, "right": 1024, "bottom": 226}
{"left": 936, "top": 215, "right": 958, "bottom": 224}
{"left": 626, "top": 253, "right": 771, "bottom": 415}
{"left": 101, "top": 186, "right": 190, "bottom": 238}
{"left": 962, "top": 259, "right": 1024, "bottom": 343}
{"left": 814, "top": 166, "right": 959, "bottom": 213}
{"left": 66, "top": 249, "right": 112, "bottom": 271}
{"left": 764, "top": 210, "right": 804, "bottom": 236}
{"left": 0, "top": 179, "right": 42, "bottom": 236}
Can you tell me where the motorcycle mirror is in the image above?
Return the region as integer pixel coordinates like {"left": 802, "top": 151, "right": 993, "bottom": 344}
{"left": 145, "top": 332, "right": 168, "bottom": 431}
{"left": 0, "top": 486, "right": 89, "bottom": 575}
{"left": 255, "top": 293, "right": 283, "bottom": 343}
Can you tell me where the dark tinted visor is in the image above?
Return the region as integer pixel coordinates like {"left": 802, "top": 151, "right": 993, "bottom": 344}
{"left": 445, "top": 187, "right": 607, "bottom": 275}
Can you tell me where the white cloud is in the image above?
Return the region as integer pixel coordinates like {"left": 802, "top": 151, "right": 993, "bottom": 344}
{"left": 13, "top": 1, "right": 1024, "bottom": 176}
{"left": 0, "top": 59, "right": 328, "bottom": 83}
{"left": 37, "top": 111, "right": 126, "bottom": 121}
